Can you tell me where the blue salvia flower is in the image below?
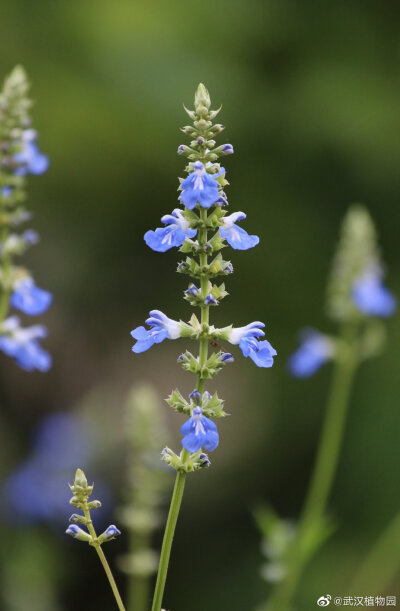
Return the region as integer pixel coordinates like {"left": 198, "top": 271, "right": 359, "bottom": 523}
{"left": 181, "top": 407, "right": 219, "bottom": 453}
{"left": 228, "top": 322, "right": 277, "bottom": 367}
{"left": 219, "top": 211, "right": 259, "bottom": 250}
{"left": 0, "top": 316, "right": 51, "bottom": 371}
{"left": 10, "top": 277, "right": 52, "bottom": 315}
{"left": 144, "top": 208, "right": 197, "bottom": 252}
{"left": 12, "top": 129, "right": 49, "bottom": 176}
{"left": 131, "top": 310, "right": 181, "bottom": 353}
{"left": 288, "top": 330, "right": 334, "bottom": 378}
{"left": 179, "top": 161, "right": 224, "bottom": 209}
{"left": 352, "top": 266, "right": 396, "bottom": 317}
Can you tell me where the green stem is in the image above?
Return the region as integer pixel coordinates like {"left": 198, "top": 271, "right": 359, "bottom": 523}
{"left": 0, "top": 226, "right": 10, "bottom": 323}
{"left": 197, "top": 206, "right": 209, "bottom": 392}
{"left": 83, "top": 508, "right": 126, "bottom": 611}
{"left": 350, "top": 511, "right": 400, "bottom": 594}
{"left": 126, "top": 530, "right": 151, "bottom": 611}
{"left": 268, "top": 323, "right": 358, "bottom": 611}
{"left": 150, "top": 468, "right": 187, "bottom": 611}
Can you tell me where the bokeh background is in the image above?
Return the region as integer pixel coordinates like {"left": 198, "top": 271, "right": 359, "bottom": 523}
{"left": 1, "top": 1, "right": 400, "bottom": 609}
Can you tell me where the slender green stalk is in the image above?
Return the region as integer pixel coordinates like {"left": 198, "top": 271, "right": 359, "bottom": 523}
{"left": 0, "top": 223, "right": 11, "bottom": 322}
{"left": 150, "top": 468, "right": 187, "bottom": 611}
{"left": 268, "top": 323, "right": 358, "bottom": 611}
{"left": 83, "top": 508, "right": 126, "bottom": 611}
{"left": 350, "top": 511, "right": 400, "bottom": 594}
{"left": 126, "top": 531, "right": 152, "bottom": 611}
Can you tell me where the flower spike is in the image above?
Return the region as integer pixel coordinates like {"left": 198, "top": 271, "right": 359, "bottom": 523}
{"left": 130, "top": 84, "right": 277, "bottom": 611}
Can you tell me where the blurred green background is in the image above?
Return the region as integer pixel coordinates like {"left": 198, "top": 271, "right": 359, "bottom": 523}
{"left": 1, "top": 1, "right": 400, "bottom": 609}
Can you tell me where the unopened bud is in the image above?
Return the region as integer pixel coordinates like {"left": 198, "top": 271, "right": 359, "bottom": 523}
{"left": 65, "top": 524, "right": 92, "bottom": 543}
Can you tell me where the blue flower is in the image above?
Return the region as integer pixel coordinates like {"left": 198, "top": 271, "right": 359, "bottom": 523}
{"left": 144, "top": 208, "right": 197, "bottom": 252}
{"left": 1, "top": 413, "right": 105, "bottom": 526}
{"left": 22, "top": 229, "right": 39, "bottom": 245}
{"left": 219, "top": 212, "right": 259, "bottom": 250}
{"left": 228, "top": 322, "right": 277, "bottom": 367}
{"left": 0, "top": 316, "right": 51, "bottom": 371}
{"left": 352, "top": 267, "right": 397, "bottom": 317}
{"left": 131, "top": 310, "right": 181, "bottom": 353}
{"left": 10, "top": 277, "right": 52, "bottom": 315}
{"left": 2, "top": 186, "right": 12, "bottom": 198}
{"left": 181, "top": 407, "right": 219, "bottom": 452}
{"left": 13, "top": 129, "right": 49, "bottom": 176}
{"left": 179, "top": 161, "right": 224, "bottom": 209}
{"left": 288, "top": 330, "right": 334, "bottom": 378}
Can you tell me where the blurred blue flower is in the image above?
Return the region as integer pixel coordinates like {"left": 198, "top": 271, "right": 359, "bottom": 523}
{"left": 10, "top": 277, "right": 52, "bottom": 316}
{"left": 1, "top": 186, "right": 12, "bottom": 198}
{"left": 144, "top": 208, "right": 197, "bottom": 252}
{"left": 228, "top": 322, "right": 277, "bottom": 367}
{"left": 0, "top": 316, "right": 51, "bottom": 371}
{"left": 131, "top": 309, "right": 181, "bottom": 353}
{"left": 288, "top": 329, "right": 334, "bottom": 378}
{"left": 352, "top": 267, "right": 396, "bottom": 317}
{"left": 22, "top": 229, "right": 39, "bottom": 245}
{"left": 219, "top": 211, "right": 259, "bottom": 250}
{"left": 2, "top": 413, "right": 110, "bottom": 526}
{"left": 181, "top": 407, "right": 219, "bottom": 452}
{"left": 180, "top": 161, "right": 224, "bottom": 209}
{"left": 13, "top": 129, "right": 49, "bottom": 176}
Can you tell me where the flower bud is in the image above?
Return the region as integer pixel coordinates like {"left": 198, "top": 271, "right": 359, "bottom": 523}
{"left": 189, "top": 389, "right": 201, "bottom": 404}
{"left": 194, "top": 83, "right": 211, "bottom": 110}
{"left": 199, "top": 453, "right": 211, "bottom": 468}
{"left": 98, "top": 524, "right": 122, "bottom": 543}
{"left": 65, "top": 524, "right": 92, "bottom": 543}
{"left": 69, "top": 513, "right": 88, "bottom": 525}
{"left": 87, "top": 500, "right": 102, "bottom": 510}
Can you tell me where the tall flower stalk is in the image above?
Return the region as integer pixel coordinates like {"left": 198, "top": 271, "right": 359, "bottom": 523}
{"left": 0, "top": 66, "right": 51, "bottom": 371}
{"left": 131, "top": 83, "right": 277, "bottom": 611}
{"left": 265, "top": 205, "right": 396, "bottom": 611}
